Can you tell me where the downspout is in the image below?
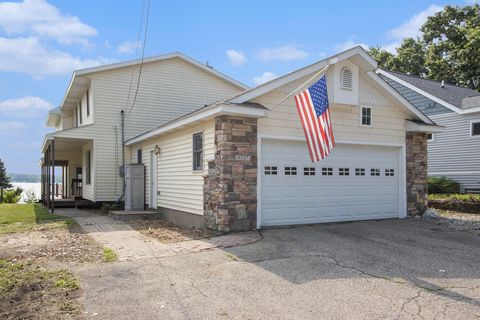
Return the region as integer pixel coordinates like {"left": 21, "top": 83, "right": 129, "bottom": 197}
{"left": 117, "top": 110, "right": 126, "bottom": 204}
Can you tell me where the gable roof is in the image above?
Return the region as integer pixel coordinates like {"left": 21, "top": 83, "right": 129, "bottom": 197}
{"left": 228, "top": 46, "right": 434, "bottom": 124}
{"left": 379, "top": 70, "right": 480, "bottom": 114}
{"left": 59, "top": 52, "right": 249, "bottom": 110}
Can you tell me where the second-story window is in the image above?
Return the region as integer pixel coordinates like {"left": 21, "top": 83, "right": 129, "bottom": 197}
{"left": 86, "top": 90, "right": 90, "bottom": 116}
{"left": 78, "top": 102, "right": 83, "bottom": 125}
{"left": 361, "top": 107, "right": 372, "bottom": 126}
{"left": 137, "top": 149, "right": 142, "bottom": 164}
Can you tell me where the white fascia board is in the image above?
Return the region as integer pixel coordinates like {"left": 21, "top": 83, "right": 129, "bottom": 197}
{"left": 405, "top": 120, "right": 445, "bottom": 133}
{"left": 367, "top": 71, "right": 434, "bottom": 124}
{"left": 229, "top": 46, "right": 376, "bottom": 104}
{"left": 377, "top": 69, "right": 464, "bottom": 114}
{"left": 461, "top": 107, "right": 480, "bottom": 114}
{"left": 125, "top": 104, "right": 267, "bottom": 146}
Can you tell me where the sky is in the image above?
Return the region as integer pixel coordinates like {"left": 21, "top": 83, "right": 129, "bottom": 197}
{"left": 0, "top": 0, "right": 473, "bottom": 174}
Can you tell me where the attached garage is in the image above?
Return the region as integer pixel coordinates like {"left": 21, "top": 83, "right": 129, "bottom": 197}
{"left": 260, "top": 139, "right": 403, "bottom": 227}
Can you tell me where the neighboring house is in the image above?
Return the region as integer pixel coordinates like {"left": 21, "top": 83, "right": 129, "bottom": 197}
{"left": 40, "top": 53, "right": 247, "bottom": 204}
{"left": 378, "top": 70, "right": 480, "bottom": 193}
{"left": 121, "top": 46, "right": 442, "bottom": 231}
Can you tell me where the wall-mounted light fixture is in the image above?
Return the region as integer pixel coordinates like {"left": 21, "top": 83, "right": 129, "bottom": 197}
{"left": 154, "top": 145, "right": 161, "bottom": 155}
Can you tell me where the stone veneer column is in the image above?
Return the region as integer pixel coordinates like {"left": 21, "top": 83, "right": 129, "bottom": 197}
{"left": 204, "top": 115, "right": 258, "bottom": 232}
{"left": 406, "top": 132, "right": 428, "bottom": 216}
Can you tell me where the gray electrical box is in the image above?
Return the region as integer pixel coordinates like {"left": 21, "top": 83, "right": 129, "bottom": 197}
{"left": 125, "top": 164, "right": 145, "bottom": 211}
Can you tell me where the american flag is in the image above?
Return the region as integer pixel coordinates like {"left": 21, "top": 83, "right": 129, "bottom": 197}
{"left": 293, "top": 75, "right": 335, "bottom": 162}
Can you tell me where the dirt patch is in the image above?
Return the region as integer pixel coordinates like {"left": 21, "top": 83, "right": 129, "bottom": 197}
{"left": 0, "top": 260, "right": 82, "bottom": 320}
{"left": 127, "top": 219, "right": 220, "bottom": 244}
{"left": 0, "top": 224, "right": 103, "bottom": 266}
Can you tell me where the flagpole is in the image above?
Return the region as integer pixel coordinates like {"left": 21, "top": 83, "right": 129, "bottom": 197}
{"left": 268, "top": 65, "right": 330, "bottom": 112}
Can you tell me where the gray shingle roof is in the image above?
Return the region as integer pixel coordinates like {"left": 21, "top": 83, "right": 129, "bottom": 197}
{"left": 386, "top": 71, "right": 480, "bottom": 109}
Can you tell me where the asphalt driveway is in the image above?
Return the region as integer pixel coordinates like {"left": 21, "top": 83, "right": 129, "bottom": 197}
{"left": 75, "top": 219, "right": 480, "bottom": 319}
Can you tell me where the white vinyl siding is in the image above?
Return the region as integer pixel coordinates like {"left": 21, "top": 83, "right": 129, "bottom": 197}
{"left": 130, "top": 119, "right": 215, "bottom": 215}
{"left": 80, "top": 85, "right": 94, "bottom": 126}
{"left": 428, "top": 112, "right": 480, "bottom": 191}
{"left": 253, "top": 66, "right": 409, "bottom": 146}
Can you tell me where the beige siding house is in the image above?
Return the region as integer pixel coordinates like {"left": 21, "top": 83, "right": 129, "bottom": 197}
{"left": 41, "top": 53, "right": 246, "bottom": 204}
{"left": 42, "top": 47, "right": 443, "bottom": 231}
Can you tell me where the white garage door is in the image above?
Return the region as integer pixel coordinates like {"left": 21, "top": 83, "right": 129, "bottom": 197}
{"left": 260, "top": 139, "right": 400, "bottom": 226}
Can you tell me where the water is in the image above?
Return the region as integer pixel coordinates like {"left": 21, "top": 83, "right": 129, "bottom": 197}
{"left": 12, "top": 182, "right": 41, "bottom": 203}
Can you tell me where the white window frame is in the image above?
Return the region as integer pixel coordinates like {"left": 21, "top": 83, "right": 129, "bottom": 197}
{"left": 427, "top": 133, "right": 435, "bottom": 142}
{"left": 360, "top": 106, "right": 372, "bottom": 126}
{"left": 192, "top": 131, "right": 204, "bottom": 171}
{"left": 470, "top": 120, "right": 480, "bottom": 138}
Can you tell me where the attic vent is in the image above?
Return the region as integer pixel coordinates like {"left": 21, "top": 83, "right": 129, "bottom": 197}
{"left": 341, "top": 67, "right": 353, "bottom": 90}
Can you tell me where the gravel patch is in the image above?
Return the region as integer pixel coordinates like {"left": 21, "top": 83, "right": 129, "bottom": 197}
{"left": 126, "top": 219, "right": 220, "bottom": 244}
{"left": 423, "top": 209, "right": 480, "bottom": 233}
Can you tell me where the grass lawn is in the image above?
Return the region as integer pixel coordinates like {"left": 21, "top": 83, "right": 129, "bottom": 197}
{"left": 0, "top": 203, "right": 74, "bottom": 234}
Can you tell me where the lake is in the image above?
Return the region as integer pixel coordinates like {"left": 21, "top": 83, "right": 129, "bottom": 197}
{"left": 12, "top": 182, "right": 41, "bottom": 203}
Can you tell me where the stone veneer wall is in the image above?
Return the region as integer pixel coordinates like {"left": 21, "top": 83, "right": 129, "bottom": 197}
{"left": 204, "top": 115, "right": 258, "bottom": 232}
{"left": 406, "top": 132, "right": 428, "bottom": 216}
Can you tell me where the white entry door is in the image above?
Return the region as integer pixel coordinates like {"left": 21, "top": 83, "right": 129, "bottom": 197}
{"left": 260, "top": 139, "right": 401, "bottom": 227}
{"left": 149, "top": 151, "right": 158, "bottom": 209}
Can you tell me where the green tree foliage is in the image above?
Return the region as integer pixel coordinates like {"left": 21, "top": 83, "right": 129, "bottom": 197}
{"left": 2, "top": 187, "right": 23, "bottom": 204}
{"left": 369, "top": 4, "right": 480, "bottom": 90}
{"left": 0, "top": 159, "right": 13, "bottom": 203}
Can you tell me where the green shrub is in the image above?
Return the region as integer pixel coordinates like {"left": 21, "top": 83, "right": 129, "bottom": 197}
{"left": 428, "top": 176, "right": 460, "bottom": 194}
{"left": 100, "top": 203, "right": 117, "bottom": 214}
{"left": 2, "top": 187, "right": 23, "bottom": 203}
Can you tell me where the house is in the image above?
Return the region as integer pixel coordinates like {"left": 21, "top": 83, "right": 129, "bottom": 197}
{"left": 40, "top": 53, "right": 247, "bottom": 207}
{"left": 378, "top": 70, "right": 480, "bottom": 193}
{"left": 121, "top": 46, "right": 442, "bottom": 231}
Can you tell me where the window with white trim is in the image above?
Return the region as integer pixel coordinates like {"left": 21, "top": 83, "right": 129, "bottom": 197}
{"left": 192, "top": 132, "right": 203, "bottom": 171}
{"left": 361, "top": 107, "right": 372, "bottom": 126}
{"left": 355, "top": 168, "right": 365, "bottom": 176}
{"left": 471, "top": 122, "right": 480, "bottom": 136}
{"left": 371, "top": 168, "right": 380, "bottom": 176}
{"left": 341, "top": 67, "right": 353, "bottom": 90}
{"left": 427, "top": 133, "right": 434, "bottom": 141}
{"left": 285, "top": 166, "right": 297, "bottom": 175}
{"left": 339, "top": 168, "right": 349, "bottom": 176}
{"left": 385, "top": 169, "right": 395, "bottom": 176}
{"left": 322, "top": 167, "right": 333, "bottom": 176}
{"left": 304, "top": 167, "right": 315, "bottom": 176}
{"left": 264, "top": 166, "right": 277, "bottom": 175}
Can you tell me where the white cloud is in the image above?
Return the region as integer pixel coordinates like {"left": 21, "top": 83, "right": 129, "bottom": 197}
{"left": 225, "top": 49, "right": 246, "bottom": 66}
{"left": 382, "top": 5, "right": 443, "bottom": 53}
{"left": 334, "top": 40, "right": 368, "bottom": 53}
{"left": 0, "top": 121, "right": 27, "bottom": 131}
{"left": 0, "top": 0, "right": 97, "bottom": 46}
{"left": 253, "top": 71, "right": 278, "bottom": 85}
{"left": 0, "top": 37, "right": 114, "bottom": 78}
{"left": 0, "top": 96, "right": 53, "bottom": 117}
{"left": 117, "top": 40, "right": 139, "bottom": 54}
{"left": 257, "top": 44, "right": 308, "bottom": 62}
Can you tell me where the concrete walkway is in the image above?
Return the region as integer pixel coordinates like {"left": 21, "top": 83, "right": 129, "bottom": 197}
{"left": 56, "top": 208, "right": 261, "bottom": 261}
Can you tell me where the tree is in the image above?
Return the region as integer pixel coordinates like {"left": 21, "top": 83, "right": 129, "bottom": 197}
{"left": 0, "top": 159, "right": 12, "bottom": 203}
{"left": 369, "top": 4, "right": 480, "bottom": 90}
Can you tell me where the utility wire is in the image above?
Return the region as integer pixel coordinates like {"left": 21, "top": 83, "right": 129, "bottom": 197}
{"left": 127, "top": 0, "right": 151, "bottom": 117}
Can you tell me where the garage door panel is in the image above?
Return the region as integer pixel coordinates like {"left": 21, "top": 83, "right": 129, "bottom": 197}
{"left": 261, "top": 139, "right": 400, "bottom": 226}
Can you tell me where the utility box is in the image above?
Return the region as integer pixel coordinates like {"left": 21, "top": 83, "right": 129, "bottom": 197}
{"left": 125, "top": 163, "right": 145, "bottom": 211}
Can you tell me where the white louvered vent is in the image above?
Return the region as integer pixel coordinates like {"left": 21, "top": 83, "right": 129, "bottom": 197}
{"left": 341, "top": 67, "right": 353, "bottom": 90}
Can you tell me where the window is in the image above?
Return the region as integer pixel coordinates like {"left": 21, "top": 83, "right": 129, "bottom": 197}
{"left": 355, "top": 168, "right": 365, "bottom": 176}
{"left": 285, "top": 166, "right": 297, "bottom": 175}
{"left": 78, "top": 102, "right": 83, "bottom": 124}
{"left": 75, "top": 107, "right": 79, "bottom": 127}
{"left": 264, "top": 166, "right": 278, "bottom": 175}
{"left": 341, "top": 67, "right": 353, "bottom": 90}
{"left": 339, "top": 168, "right": 350, "bottom": 176}
{"left": 304, "top": 167, "right": 315, "bottom": 176}
{"left": 385, "top": 169, "right": 395, "bottom": 176}
{"left": 361, "top": 107, "right": 372, "bottom": 126}
{"left": 86, "top": 90, "right": 90, "bottom": 116}
{"left": 427, "top": 133, "right": 434, "bottom": 141}
{"left": 371, "top": 168, "right": 380, "bottom": 176}
{"left": 322, "top": 167, "right": 333, "bottom": 176}
{"left": 86, "top": 150, "right": 91, "bottom": 185}
{"left": 192, "top": 133, "right": 203, "bottom": 170}
{"left": 137, "top": 149, "right": 142, "bottom": 164}
{"left": 471, "top": 122, "right": 480, "bottom": 137}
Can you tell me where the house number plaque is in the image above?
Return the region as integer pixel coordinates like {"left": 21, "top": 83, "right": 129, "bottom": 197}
{"left": 235, "top": 154, "right": 251, "bottom": 161}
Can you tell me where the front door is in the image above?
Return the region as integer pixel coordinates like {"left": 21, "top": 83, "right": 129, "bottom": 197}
{"left": 149, "top": 151, "right": 158, "bottom": 209}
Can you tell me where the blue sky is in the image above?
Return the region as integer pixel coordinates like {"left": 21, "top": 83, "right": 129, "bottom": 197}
{"left": 0, "top": 0, "right": 472, "bottom": 174}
